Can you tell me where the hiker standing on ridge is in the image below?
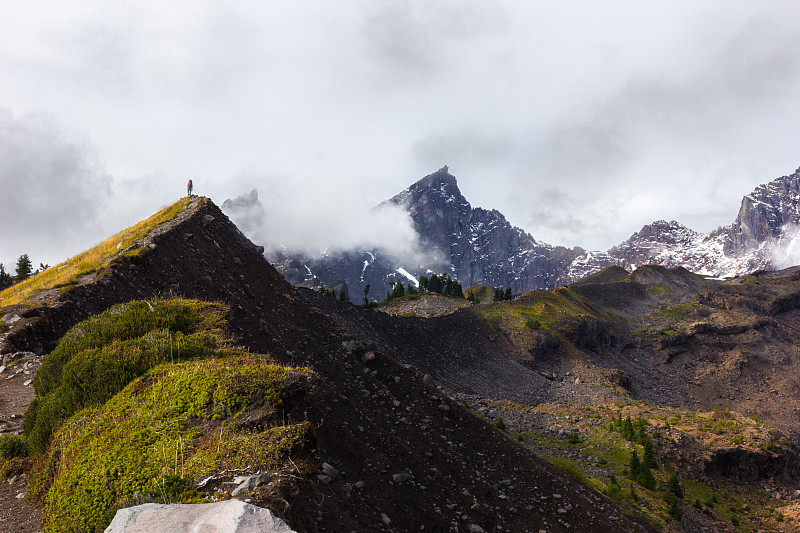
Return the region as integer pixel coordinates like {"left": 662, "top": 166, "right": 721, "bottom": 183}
{"left": 187, "top": 179, "right": 193, "bottom": 197}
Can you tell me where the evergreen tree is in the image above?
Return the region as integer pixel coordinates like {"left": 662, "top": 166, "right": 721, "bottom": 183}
{"left": 668, "top": 473, "right": 683, "bottom": 499}
{"left": 390, "top": 282, "right": 405, "bottom": 299}
{"left": 628, "top": 449, "right": 641, "bottom": 480}
{"left": 642, "top": 435, "right": 658, "bottom": 470}
{"left": 0, "top": 264, "right": 12, "bottom": 289}
{"left": 667, "top": 498, "right": 682, "bottom": 521}
{"left": 467, "top": 292, "right": 475, "bottom": 302}
{"left": 621, "top": 416, "right": 635, "bottom": 441}
{"left": 362, "top": 284, "right": 370, "bottom": 307}
{"left": 636, "top": 464, "right": 657, "bottom": 490}
{"left": 14, "top": 254, "right": 32, "bottom": 283}
{"left": 504, "top": 287, "right": 512, "bottom": 300}
{"left": 635, "top": 416, "right": 648, "bottom": 443}
{"left": 429, "top": 274, "right": 443, "bottom": 293}
{"left": 407, "top": 284, "right": 417, "bottom": 295}
{"left": 339, "top": 290, "right": 347, "bottom": 302}
{"left": 418, "top": 275, "right": 429, "bottom": 292}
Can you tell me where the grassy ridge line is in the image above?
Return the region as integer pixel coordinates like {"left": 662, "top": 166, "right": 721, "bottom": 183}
{"left": 0, "top": 196, "right": 201, "bottom": 308}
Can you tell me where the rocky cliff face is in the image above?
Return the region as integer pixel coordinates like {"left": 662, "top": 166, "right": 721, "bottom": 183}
{"left": 243, "top": 167, "right": 583, "bottom": 301}
{"left": 563, "top": 167, "right": 800, "bottom": 282}
{"left": 227, "top": 165, "right": 800, "bottom": 296}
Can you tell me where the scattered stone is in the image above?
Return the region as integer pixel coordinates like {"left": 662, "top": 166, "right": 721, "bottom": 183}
{"left": 104, "top": 500, "right": 295, "bottom": 532}
{"left": 354, "top": 481, "right": 365, "bottom": 489}
{"left": 392, "top": 473, "right": 410, "bottom": 484}
{"left": 23, "top": 379, "right": 32, "bottom": 386}
{"left": 15, "top": 492, "right": 25, "bottom": 499}
{"left": 362, "top": 352, "right": 376, "bottom": 364}
{"left": 1, "top": 314, "right": 22, "bottom": 325}
{"left": 321, "top": 462, "right": 338, "bottom": 481}
{"left": 231, "top": 473, "right": 273, "bottom": 496}
{"left": 381, "top": 513, "right": 392, "bottom": 525}
{"left": 467, "top": 523, "right": 485, "bottom": 532}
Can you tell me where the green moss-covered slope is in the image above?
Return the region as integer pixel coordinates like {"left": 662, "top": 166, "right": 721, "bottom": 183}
{"left": 32, "top": 356, "right": 312, "bottom": 533}
{"left": 15, "top": 298, "right": 315, "bottom": 533}
{"left": 24, "top": 299, "right": 229, "bottom": 453}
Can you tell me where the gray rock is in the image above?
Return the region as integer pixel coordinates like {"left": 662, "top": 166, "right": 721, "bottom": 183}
{"left": 104, "top": 499, "right": 295, "bottom": 532}
{"left": 392, "top": 473, "right": 410, "bottom": 484}
{"left": 1, "top": 314, "right": 21, "bottom": 325}
{"left": 231, "top": 473, "right": 272, "bottom": 496}
{"left": 321, "top": 462, "right": 338, "bottom": 481}
{"left": 467, "top": 525, "right": 485, "bottom": 533}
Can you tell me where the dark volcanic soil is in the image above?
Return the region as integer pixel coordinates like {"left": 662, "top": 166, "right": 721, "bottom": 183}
{"left": 0, "top": 199, "right": 657, "bottom": 533}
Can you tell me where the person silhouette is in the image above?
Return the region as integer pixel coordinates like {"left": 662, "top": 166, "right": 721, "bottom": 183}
{"left": 187, "top": 179, "right": 193, "bottom": 197}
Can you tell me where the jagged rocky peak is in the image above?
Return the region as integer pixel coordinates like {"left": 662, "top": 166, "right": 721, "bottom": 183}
{"left": 221, "top": 189, "right": 267, "bottom": 245}
{"left": 727, "top": 167, "right": 800, "bottom": 254}
{"left": 623, "top": 220, "right": 698, "bottom": 245}
{"left": 390, "top": 166, "right": 470, "bottom": 212}
{"left": 386, "top": 166, "right": 472, "bottom": 249}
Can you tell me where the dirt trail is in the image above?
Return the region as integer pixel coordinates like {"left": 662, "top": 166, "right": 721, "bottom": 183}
{"left": 0, "top": 352, "right": 42, "bottom": 532}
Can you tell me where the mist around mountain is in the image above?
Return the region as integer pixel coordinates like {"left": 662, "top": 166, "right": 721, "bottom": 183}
{"left": 225, "top": 165, "right": 800, "bottom": 298}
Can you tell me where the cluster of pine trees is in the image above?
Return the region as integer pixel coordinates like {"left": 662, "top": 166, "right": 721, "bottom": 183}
{"left": 385, "top": 280, "right": 418, "bottom": 301}
{"left": 0, "top": 254, "right": 49, "bottom": 290}
{"left": 610, "top": 414, "right": 658, "bottom": 489}
{"left": 493, "top": 287, "right": 513, "bottom": 301}
{"left": 317, "top": 286, "right": 348, "bottom": 302}
{"left": 418, "top": 273, "right": 464, "bottom": 298}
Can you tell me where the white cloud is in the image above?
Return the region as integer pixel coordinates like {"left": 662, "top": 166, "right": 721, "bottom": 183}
{"left": 1, "top": 1, "right": 800, "bottom": 263}
{"left": 0, "top": 109, "right": 111, "bottom": 267}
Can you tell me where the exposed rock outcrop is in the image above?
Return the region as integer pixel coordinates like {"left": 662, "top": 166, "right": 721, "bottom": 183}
{"left": 105, "top": 500, "right": 295, "bottom": 533}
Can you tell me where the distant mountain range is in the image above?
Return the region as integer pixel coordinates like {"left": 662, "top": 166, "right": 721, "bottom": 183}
{"left": 223, "top": 165, "right": 800, "bottom": 300}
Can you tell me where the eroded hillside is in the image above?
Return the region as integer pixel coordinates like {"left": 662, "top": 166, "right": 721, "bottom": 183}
{"left": 0, "top": 198, "right": 657, "bottom": 533}
{"left": 310, "top": 264, "right": 800, "bottom": 531}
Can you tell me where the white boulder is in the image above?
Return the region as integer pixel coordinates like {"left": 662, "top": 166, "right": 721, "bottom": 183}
{"left": 105, "top": 499, "right": 295, "bottom": 533}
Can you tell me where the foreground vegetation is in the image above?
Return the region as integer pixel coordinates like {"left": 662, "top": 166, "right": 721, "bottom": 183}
{"left": 0, "top": 297, "right": 314, "bottom": 533}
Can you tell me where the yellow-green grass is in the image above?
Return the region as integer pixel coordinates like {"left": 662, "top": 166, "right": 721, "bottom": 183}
{"left": 12, "top": 296, "right": 315, "bottom": 532}
{"left": 33, "top": 357, "right": 313, "bottom": 533}
{"left": 464, "top": 285, "right": 495, "bottom": 302}
{"left": 572, "top": 265, "right": 630, "bottom": 285}
{"left": 0, "top": 197, "right": 201, "bottom": 308}
{"left": 487, "top": 399, "right": 788, "bottom": 530}
{"left": 24, "top": 298, "right": 228, "bottom": 454}
{"left": 476, "top": 286, "right": 623, "bottom": 333}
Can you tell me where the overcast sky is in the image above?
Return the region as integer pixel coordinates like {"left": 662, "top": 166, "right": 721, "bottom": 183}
{"left": 2, "top": 1, "right": 800, "bottom": 269}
